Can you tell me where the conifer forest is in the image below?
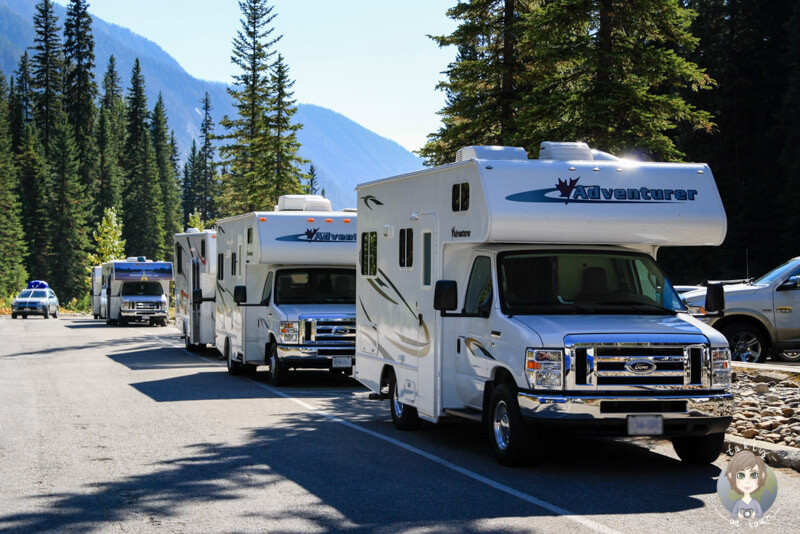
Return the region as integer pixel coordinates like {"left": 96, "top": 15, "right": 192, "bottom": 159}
{"left": 1, "top": 0, "right": 799, "bottom": 304}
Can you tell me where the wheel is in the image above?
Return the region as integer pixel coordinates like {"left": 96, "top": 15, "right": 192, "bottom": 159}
{"left": 720, "top": 323, "right": 768, "bottom": 363}
{"left": 93, "top": 314, "right": 99, "bottom": 319}
{"left": 489, "top": 383, "right": 527, "bottom": 466}
{"left": 11, "top": 313, "right": 16, "bottom": 319}
{"left": 184, "top": 331, "right": 197, "bottom": 352}
{"left": 672, "top": 432, "right": 725, "bottom": 464}
{"left": 160, "top": 318, "right": 168, "bottom": 327}
{"left": 268, "top": 344, "right": 287, "bottom": 386}
{"left": 226, "top": 339, "right": 242, "bottom": 376}
{"left": 22, "top": 314, "right": 27, "bottom": 319}
{"left": 775, "top": 351, "right": 800, "bottom": 362}
{"left": 388, "top": 372, "right": 421, "bottom": 430}
{"left": 53, "top": 308, "right": 58, "bottom": 318}
{"left": 43, "top": 310, "right": 48, "bottom": 319}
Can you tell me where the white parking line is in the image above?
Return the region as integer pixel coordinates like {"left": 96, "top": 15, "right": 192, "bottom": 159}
{"left": 151, "top": 333, "right": 619, "bottom": 534}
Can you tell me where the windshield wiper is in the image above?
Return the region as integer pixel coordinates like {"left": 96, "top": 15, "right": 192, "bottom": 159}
{"left": 598, "top": 301, "right": 678, "bottom": 315}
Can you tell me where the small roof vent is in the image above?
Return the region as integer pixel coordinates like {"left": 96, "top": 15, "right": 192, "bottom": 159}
{"left": 275, "top": 194, "right": 332, "bottom": 212}
{"left": 539, "top": 142, "right": 594, "bottom": 161}
{"left": 185, "top": 227, "right": 201, "bottom": 233}
{"left": 455, "top": 146, "right": 528, "bottom": 162}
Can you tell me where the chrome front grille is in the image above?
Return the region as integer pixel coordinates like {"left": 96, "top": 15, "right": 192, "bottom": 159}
{"left": 134, "top": 302, "right": 160, "bottom": 310}
{"left": 300, "top": 317, "right": 356, "bottom": 345}
{"left": 565, "top": 334, "right": 710, "bottom": 390}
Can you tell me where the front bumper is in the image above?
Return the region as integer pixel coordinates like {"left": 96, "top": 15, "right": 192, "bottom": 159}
{"left": 276, "top": 344, "right": 355, "bottom": 369}
{"left": 121, "top": 310, "right": 167, "bottom": 319}
{"left": 13, "top": 305, "right": 46, "bottom": 315}
{"left": 518, "top": 391, "right": 732, "bottom": 437}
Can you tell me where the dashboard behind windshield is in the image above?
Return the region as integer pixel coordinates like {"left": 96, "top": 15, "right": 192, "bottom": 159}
{"left": 497, "top": 251, "right": 684, "bottom": 315}
{"left": 274, "top": 268, "right": 355, "bottom": 305}
{"left": 121, "top": 282, "right": 164, "bottom": 296}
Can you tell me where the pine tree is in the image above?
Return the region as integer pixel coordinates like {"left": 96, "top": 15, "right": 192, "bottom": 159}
{"left": 267, "top": 53, "right": 306, "bottom": 201}
{"left": 49, "top": 114, "right": 89, "bottom": 302}
{"left": 122, "top": 59, "right": 164, "bottom": 260}
{"left": 420, "top": 0, "right": 523, "bottom": 166}
{"left": 182, "top": 139, "right": 199, "bottom": 223}
{"left": 9, "top": 52, "right": 34, "bottom": 154}
{"left": 219, "top": 0, "right": 281, "bottom": 214}
{"left": 30, "top": 0, "right": 64, "bottom": 159}
{"left": 306, "top": 163, "right": 319, "bottom": 195}
{"left": 0, "top": 71, "right": 28, "bottom": 297}
{"left": 95, "top": 103, "right": 123, "bottom": 217}
{"left": 16, "top": 124, "right": 51, "bottom": 280}
{"left": 63, "top": 0, "right": 98, "bottom": 203}
{"left": 150, "top": 94, "right": 181, "bottom": 258}
{"left": 87, "top": 207, "right": 125, "bottom": 267}
{"left": 515, "top": 0, "right": 713, "bottom": 160}
{"left": 197, "top": 92, "right": 218, "bottom": 221}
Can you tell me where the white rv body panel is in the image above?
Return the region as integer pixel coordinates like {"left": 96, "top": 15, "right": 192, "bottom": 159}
{"left": 214, "top": 203, "right": 357, "bottom": 375}
{"left": 90, "top": 266, "right": 102, "bottom": 318}
{"left": 100, "top": 259, "right": 173, "bottom": 325}
{"left": 355, "top": 146, "right": 733, "bottom": 459}
{"left": 174, "top": 230, "right": 218, "bottom": 347}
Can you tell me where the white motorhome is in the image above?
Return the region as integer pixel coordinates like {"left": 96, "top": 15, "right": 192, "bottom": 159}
{"left": 100, "top": 258, "right": 173, "bottom": 326}
{"left": 91, "top": 265, "right": 102, "bottom": 319}
{"left": 355, "top": 143, "right": 732, "bottom": 465}
{"left": 215, "top": 195, "right": 357, "bottom": 385}
{"left": 174, "top": 228, "right": 218, "bottom": 351}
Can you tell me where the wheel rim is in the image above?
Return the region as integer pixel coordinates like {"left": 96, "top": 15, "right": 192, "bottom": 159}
{"left": 392, "top": 384, "right": 404, "bottom": 417}
{"left": 779, "top": 351, "right": 800, "bottom": 362}
{"left": 493, "top": 400, "right": 511, "bottom": 451}
{"left": 730, "top": 332, "right": 762, "bottom": 362}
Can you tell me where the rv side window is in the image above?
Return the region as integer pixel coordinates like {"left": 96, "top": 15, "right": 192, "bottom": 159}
{"left": 176, "top": 246, "right": 183, "bottom": 274}
{"left": 200, "top": 239, "right": 206, "bottom": 258}
{"left": 422, "top": 232, "right": 432, "bottom": 286}
{"left": 261, "top": 272, "right": 273, "bottom": 305}
{"left": 231, "top": 253, "right": 237, "bottom": 277}
{"left": 452, "top": 182, "right": 470, "bottom": 212}
{"left": 360, "top": 232, "right": 377, "bottom": 276}
{"left": 464, "top": 256, "right": 493, "bottom": 314}
{"left": 399, "top": 228, "right": 413, "bottom": 267}
{"left": 217, "top": 254, "right": 224, "bottom": 280}
{"left": 238, "top": 245, "right": 242, "bottom": 275}
{"left": 247, "top": 228, "right": 253, "bottom": 244}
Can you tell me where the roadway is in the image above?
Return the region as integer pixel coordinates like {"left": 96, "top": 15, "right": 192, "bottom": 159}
{"left": 0, "top": 315, "right": 798, "bottom": 533}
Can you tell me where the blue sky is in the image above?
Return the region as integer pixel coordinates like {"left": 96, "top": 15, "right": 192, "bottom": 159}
{"left": 55, "top": 0, "right": 458, "bottom": 152}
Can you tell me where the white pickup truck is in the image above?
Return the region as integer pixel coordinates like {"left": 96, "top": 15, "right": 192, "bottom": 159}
{"left": 683, "top": 257, "right": 800, "bottom": 363}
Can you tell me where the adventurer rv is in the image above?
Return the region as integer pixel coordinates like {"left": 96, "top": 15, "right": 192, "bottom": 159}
{"left": 100, "top": 258, "right": 173, "bottom": 326}
{"left": 174, "top": 228, "right": 218, "bottom": 351}
{"left": 354, "top": 142, "right": 732, "bottom": 465}
{"left": 91, "top": 266, "right": 102, "bottom": 319}
{"left": 215, "top": 195, "right": 357, "bottom": 385}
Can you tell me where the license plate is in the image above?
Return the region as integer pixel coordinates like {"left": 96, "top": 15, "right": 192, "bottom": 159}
{"left": 627, "top": 415, "right": 663, "bottom": 436}
{"left": 332, "top": 357, "right": 351, "bottom": 368}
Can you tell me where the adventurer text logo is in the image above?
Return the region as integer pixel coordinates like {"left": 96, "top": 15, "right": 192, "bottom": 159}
{"left": 506, "top": 177, "right": 699, "bottom": 205}
{"left": 277, "top": 228, "right": 357, "bottom": 243}
{"left": 451, "top": 227, "right": 471, "bottom": 238}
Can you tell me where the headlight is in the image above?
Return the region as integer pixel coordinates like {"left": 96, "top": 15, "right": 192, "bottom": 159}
{"left": 684, "top": 303, "right": 706, "bottom": 315}
{"left": 122, "top": 302, "right": 133, "bottom": 310}
{"left": 525, "top": 349, "right": 564, "bottom": 388}
{"left": 280, "top": 321, "right": 300, "bottom": 344}
{"left": 711, "top": 348, "right": 731, "bottom": 388}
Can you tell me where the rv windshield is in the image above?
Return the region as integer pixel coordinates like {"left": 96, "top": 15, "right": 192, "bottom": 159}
{"left": 121, "top": 282, "right": 164, "bottom": 296}
{"left": 497, "top": 251, "right": 685, "bottom": 315}
{"left": 274, "top": 268, "right": 355, "bottom": 305}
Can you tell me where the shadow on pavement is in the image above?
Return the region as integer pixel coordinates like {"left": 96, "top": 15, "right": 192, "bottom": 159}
{"left": 108, "top": 347, "right": 218, "bottom": 372}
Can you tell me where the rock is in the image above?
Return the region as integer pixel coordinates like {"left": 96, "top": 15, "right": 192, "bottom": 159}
{"left": 782, "top": 382, "right": 800, "bottom": 389}
{"left": 742, "top": 429, "right": 759, "bottom": 439}
{"left": 761, "top": 409, "right": 779, "bottom": 417}
{"left": 757, "top": 422, "right": 775, "bottom": 430}
{"left": 739, "top": 400, "right": 759, "bottom": 408}
{"left": 788, "top": 417, "right": 800, "bottom": 424}
{"left": 741, "top": 411, "right": 760, "bottom": 419}
{"left": 755, "top": 383, "right": 770, "bottom": 394}
{"left": 783, "top": 407, "right": 795, "bottom": 417}
{"left": 764, "top": 433, "right": 782, "bottom": 442}
{"left": 765, "top": 394, "right": 781, "bottom": 402}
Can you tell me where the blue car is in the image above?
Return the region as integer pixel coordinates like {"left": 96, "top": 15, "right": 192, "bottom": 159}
{"left": 11, "top": 286, "right": 59, "bottom": 319}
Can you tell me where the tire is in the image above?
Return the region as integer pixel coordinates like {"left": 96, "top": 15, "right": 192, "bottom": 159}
{"left": 672, "top": 432, "right": 725, "bottom": 464}
{"left": 388, "top": 372, "right": 421, "bottom": 430}
{"left": 775, "top": 351, "right": 800, "bottom": 362}
{"left": 720, "top": 323, "right": 768, "bottom": 363}
{"left": 43, "top": 310, "right": 48, "bottom": 319}
{"left": 268, "top": 344, "right": 287, "bottom": 386}
{"left": 489, "top": 383, "right": 527, "bottom": 466}
{"left": 22, "top": 314, "right": 27, "bottom": 319}
{"left": 226, "top": 339, "right": 242, "bottom": 376}
{"left": 93, "top": 314, "right": 99, "bottom": 320}
{"left": 53, "top": 308, "right": 58, "bottom": 319}
{"left": 11, "top": 313, "right": 16, "bottom": 319}
{"left": 185, "top": 331, "right": 197, "bottom": 352}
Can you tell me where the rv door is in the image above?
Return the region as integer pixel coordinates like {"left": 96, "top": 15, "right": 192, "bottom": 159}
{"left": 191, "top": 258, "right": 201, "bottom": 344}
{"left": 416, "top": 213, "right": 440, "bottom": 419}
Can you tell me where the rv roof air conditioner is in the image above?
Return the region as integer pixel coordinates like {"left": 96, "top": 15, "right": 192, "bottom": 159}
{"left": 538, "top": 141, "right": 594, "bottom": 161}
{"left": 275, "top": 194, "right": 332, "bottom": 213}
{"left": 455, "top": 146, "right": 528, "bottom": 162}
{"left": 185, "top": 227, "right": 201, "bottom": 233}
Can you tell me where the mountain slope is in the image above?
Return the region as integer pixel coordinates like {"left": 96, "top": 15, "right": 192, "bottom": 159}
{"left": 0, "top": 0, "right": 423, "bottom": 209}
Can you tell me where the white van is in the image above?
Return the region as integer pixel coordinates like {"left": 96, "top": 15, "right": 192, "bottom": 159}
{"left": 355, "top": 143, "right": 732, "bottom": 465}
{"left": 100, "top": 258, "right": 173, "bottom": 326}
{"left": 174, "top": 228, "right": 218, "bottom": 351}
{"left": 215, "top": 195, "right": 357, "bottom": 385}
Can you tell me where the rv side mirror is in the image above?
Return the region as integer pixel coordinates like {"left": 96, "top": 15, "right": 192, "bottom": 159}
{"left": 704, "top": 283, "right": 725, "bottom": 315}
{"left": 233, "top": 285, "right": 247, "bottom": 305}
{"left": 192, "top": 288, "right": 203, "bottom": 304}
{"left": 778, "top": 275, "right": 800, "bottom": 291}
{"left": 433, "top": 280, "right": 458, "bottom": 312}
